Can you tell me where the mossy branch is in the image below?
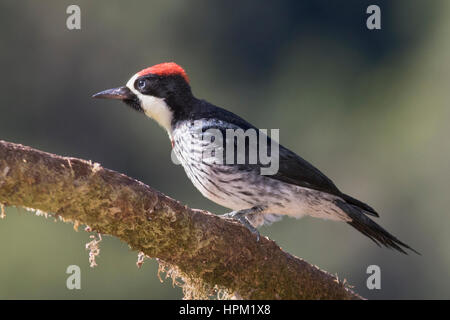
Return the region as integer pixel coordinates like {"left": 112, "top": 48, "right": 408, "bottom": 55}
{"left": 0, "top": 140, "right": 362, "bottom": 300}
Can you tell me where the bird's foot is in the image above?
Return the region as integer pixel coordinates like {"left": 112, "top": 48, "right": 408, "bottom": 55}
{"left": 221, "top": 206, "right": 266, "bottom": 242}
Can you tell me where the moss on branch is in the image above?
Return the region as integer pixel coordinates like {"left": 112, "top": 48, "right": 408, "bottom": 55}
{"left": 0, "top": 140, "right": 362, "bottom": 300}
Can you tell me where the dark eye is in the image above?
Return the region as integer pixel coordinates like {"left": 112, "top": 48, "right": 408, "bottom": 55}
{"left": 136, "top": 79, "right": 147, "bottom": 90}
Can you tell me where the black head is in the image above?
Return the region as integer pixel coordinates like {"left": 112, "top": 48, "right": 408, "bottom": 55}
{"left": 93, "top": 63, "right": 194, "bottom": 132}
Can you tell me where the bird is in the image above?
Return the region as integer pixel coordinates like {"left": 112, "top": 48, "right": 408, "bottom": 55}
{"left": 93, "top": 62, "right": 418, "bottom": 254}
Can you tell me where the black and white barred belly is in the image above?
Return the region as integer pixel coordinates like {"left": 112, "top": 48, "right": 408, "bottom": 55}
{"left": 171, "top": 119, "right": 350, "bottom": 226}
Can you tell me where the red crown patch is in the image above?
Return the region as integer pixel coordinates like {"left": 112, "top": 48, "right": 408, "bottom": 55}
{"left": 137, "top": 62, "right": 189, "bottom": 83}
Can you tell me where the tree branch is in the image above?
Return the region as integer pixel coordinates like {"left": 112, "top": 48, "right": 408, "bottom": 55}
{"left": 0, "top": 140, "right": 362, "bottom": 300}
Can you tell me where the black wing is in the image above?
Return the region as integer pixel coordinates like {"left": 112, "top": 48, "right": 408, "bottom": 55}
{"left": 269, "top": 144, "right": 378, "bottom": 216}
{"left": 187, "top": 99, "right": 378, "bottom": 216}
{"left": 189, "top": 99, "right": 342, "bottom": 196}
{"left": 271, "top": 144, "right": 342, "bottom": 196}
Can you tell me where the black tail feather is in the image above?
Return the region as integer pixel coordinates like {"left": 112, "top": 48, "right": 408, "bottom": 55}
{"left": 341, "top": 193, "right": 379, "bottom": 217}
{"left": 335, "top": 200, "right": 420, "bottom": 255}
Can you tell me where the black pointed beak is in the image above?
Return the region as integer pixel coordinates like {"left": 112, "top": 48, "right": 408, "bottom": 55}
{"left": 92, "top": 86, "right": 135, "bottom": 100}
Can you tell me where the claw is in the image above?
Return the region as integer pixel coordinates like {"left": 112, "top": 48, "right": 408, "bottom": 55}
{"left": 252, "top": 228, "right": 261, "bottom": 242}
{"left": 221, "top": 209, "right": 261, "bottom": 241}
{"left": 238, "top": 216, "right": 260, "bottom": 242}
{"left": 220, "top": 212, "right": 232, "bottom": 218}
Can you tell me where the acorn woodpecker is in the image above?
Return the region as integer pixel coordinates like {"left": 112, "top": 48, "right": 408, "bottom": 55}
{"left": 93, "top": 62, "right": 418, "bottom": 254}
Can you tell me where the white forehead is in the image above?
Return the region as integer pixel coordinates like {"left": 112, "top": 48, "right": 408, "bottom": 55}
{"left": 126, "top": 73, "right": 140, "bottom": 93}
{"left": 125, "top": 73, "right": 173, "bottom": 136}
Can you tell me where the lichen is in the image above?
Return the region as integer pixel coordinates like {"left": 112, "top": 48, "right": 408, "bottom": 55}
{"left": 24, "top": 206, "right": 50, "bottom": 219}
{"left": 136, "top": 251, "right": 148, "bottom": 268}
{"left": 85, "top": 232, "right": 102, "bottom": 268}
{"left": 0, "top": 203, "right": 5, "bottom": 219}
{"left": 157, "top": 259, "right": 232, "bottom": 300}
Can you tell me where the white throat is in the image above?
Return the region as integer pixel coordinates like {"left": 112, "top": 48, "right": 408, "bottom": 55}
{"left": 126, "top": 74, "right": 173, "bottom": 136}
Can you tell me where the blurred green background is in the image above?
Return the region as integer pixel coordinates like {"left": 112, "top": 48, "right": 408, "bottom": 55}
{"left": 0, "top": 0, "right": 449, "bottom": 299}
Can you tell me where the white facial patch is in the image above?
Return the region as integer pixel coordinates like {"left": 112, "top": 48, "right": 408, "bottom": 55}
{"left": 126, "top": 74, "right": 173, "bottom": 135}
